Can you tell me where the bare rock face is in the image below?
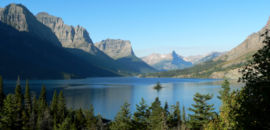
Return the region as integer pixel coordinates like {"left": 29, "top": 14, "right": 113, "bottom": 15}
{"left": 36, "top": 12, "right": 99, "bottom": 54}
{"left": 216, "top": 18, "right": 270, "bottom": 63}
{"left": 95, "top": 39, "right": 135, "bottom": 59}
{"left": 0, "top": 4, "right": 61, "bottom": 46}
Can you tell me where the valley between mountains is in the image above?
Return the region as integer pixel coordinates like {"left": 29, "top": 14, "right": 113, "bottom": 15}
{"left": 0, "top": 4, "right": 267, "bottom": 79}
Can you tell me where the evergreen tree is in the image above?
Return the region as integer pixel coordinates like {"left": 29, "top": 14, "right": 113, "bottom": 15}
{"left": 50, "top": 90, "right": 58, "bottom": 125}
{"left": 85, "top": 104, "right": 97, "bottom": 129}
{"left": 217, "top": 80, "right": 237, "bottom": 129}
{"left": 0, "top": 94, "right": 21, "bottom": 129}
{"left": 37, "top": 108, "right": 53, "bottom": 130}
{"left": 0, "top": 75, "right": 5, "bottom": 109}
{"left": 96, "top": 114, "right": 104, "bottom": 130}
{"left": 132, "top": 98, "right": 149, "bottom": 129}
{"left": 168, "top": 101, "right": 181, "bottom": 129}
{"left": 74, "top": 108, "right": 86, "bottom": 130}
{"left": 57, "top": 117, "right": 73, "bottom": 130}
{"left": 164, "top": 101, "right": 169, "bottom": 117}
{"left": 29, "top": 95, "right": 38, "bottom": 130}
{"left": 188, "top": 93, "right": 215, "bottom": 129}
{"left": 148, "top": 97, "right": 165, "bottom": 130}
{"left": 38, "top": 85, "right": 47, "bottom": 116}
{"left": 57, "top": 90, "right": 66, "bottom": 124}
{"left": 110, "top": 102, "right": 132, "bottom": 130}
{"left": 182, "top": 106, "right": 186, "bottom": 123}
{"left": 24, "top": 80, "right": 32, "bottom": 115}
{"left": 235, "top": 31, "right": 270, "bottom": 129}
{"left": 14, "top": 77, "right": 23, "bottom": 128}
{"left": 218, "top": 80, "right": 230, "bottom": 100}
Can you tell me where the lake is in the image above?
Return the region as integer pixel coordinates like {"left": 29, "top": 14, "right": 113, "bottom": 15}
{"left": 3, "top": 77, "right": 242, "bottom": 120}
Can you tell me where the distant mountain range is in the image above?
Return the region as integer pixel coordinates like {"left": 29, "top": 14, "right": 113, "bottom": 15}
{"left": 0, "top": 4, "right": 156, "bottom": 79}
{"left": 142, "top": 51, "right": 222, "bottom": 71}
{"left": 145, "top": 18, "right": 269, "bottom": 79}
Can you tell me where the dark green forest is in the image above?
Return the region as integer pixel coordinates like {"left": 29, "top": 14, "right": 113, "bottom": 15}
{"left": 0, "top": 31, "right": 270, "bottom": 130}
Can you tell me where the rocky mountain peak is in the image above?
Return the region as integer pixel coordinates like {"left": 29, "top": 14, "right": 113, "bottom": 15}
{"left": 95, "top": 39, "right": 135, "bottom": 59}
{"left": 36, "top": 12, "right": 98, "bottom": 53}
{"left": 0, "top": 4, "right": 61, "bottom": 46}
{"left": 0, "top": 4, "right": 30, "bottom": 31}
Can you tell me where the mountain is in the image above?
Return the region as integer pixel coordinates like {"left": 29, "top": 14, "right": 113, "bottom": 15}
{"left": 146, "top": 18, "right": 270, "bottom": 79}
{"left": 95, "top": 39, "right": 135, "bottom": 59}
{"left": 0, "top": 4, "right": 60, "bottom": 46}
{"left": 185, "top": 52, "right": 224, "bottom": 64}
{"left": 95, "top": 39, "right": 157, "bottom": 73}
{"left": 0, "top": 4, "right": 118, "bottom": 79}
{"left": 142, "top": 51, "right": 193, "bottom": 71}
{"left": 36, "top": 12, "right": 99, "bottom": 54}
{"left": 36, "top": 13, "right": 155, "bottom": 75}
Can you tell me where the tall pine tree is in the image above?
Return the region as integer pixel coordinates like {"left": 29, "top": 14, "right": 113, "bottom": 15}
{"left": 57, "top": 90, "right": 66, "bottom": 124}
{"left": 110, "top": 102, "right": 132, "bottom": 130}
{"left": 148, "top": 97, "right": 166, "bottom": 130}
{"left": 188, "top": 93, "right": 215, "bottom": 129}
{"left": 132, "top": 98, "right": 149, "bottom": 129}
{"left": 24, "top": 80, "right": 32, "bottom": 114}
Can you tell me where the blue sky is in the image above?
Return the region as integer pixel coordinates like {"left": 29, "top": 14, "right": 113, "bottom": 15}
{"left": 1, "top": 0, "right": 270, "bottom": 57}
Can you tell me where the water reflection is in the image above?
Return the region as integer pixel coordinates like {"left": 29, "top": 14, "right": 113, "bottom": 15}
{"left": 3, "top": 77, "right": 242, "bottom": 120}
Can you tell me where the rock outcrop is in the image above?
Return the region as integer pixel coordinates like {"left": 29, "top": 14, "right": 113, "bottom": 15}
{"left": 95, "top": 39, "right": 135, "bottom": 59}
{"left": 0, "top": 4, "right": 61, "bottom": 46}
{"left": 36, "top": 12, "right": 99, "bottom": 54}
{"left": 95, "top": 39, "right": 157, "bottom": 73}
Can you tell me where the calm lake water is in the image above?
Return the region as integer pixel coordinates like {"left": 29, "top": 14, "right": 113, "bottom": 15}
{"left": 3, "top": 77, "right": 242, "bottom": 120}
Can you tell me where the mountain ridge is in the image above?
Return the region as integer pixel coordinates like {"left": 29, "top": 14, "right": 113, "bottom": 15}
{"left": 0, "top": 4, "right": 118, "bottom": 79}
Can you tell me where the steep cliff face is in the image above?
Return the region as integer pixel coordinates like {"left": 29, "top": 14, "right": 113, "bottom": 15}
{"left": 0, "top": 4, "right": 61, "bottom": 46}
{"left": 0, "top": 4, "right": 118, "bottom": 79}
{"left": 36, "top": 12, "right": 99, "bottom": 54}
{"left": 95, "top": 39, "right": 135, "bottom": 59}
{"left": 95, "top": 39, "right": 157, "bottom": 73}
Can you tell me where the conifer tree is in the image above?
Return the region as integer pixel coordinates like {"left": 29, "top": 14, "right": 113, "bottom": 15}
{"left": 74, "top": 108, "right": 86, "bottom": 130}
{"left": 188, "top": 93, "right": 215, "bottom": 129}
{"left": 216, "top": 80, "right": 237, "bottom": 129}
{"left": 85, "top": 104, "right": 97, "bottom": 129}
{"left": 235, "top": 31, "right": 270, "bottom": 129}
{"left": 50, "top": 90, "right": 58, "bottom": 124}
{"left": 57, "top": 117, "right": 72, "bottom": 130}
{"left": 96, "top": 114, "right": 104, "bottom": 130}
{"left": 169, "top": 101, "right": 181, "bottom": 129}
{"left": 15, "top": 76, "right": 23, "bottom": 109}
{"left": 0, "top": 75, "right": 5, "bottom": 109}
{"left": 182, "top": 106, "right": 186, "bottom": 123}
{"left": 22, "top": 81, "right": 31, "bottom": 130}
{"left": 132, "top": 98, "right": 149, "bottom": 129}
{"left": 57, "top": 90, "right": 66, "bottom": 123}
{"left": 14, "top": 76, "right": 23, "bottom": 128}
{"left": 38, "top": 85, "right": 47, "bottom": 115}
{"left": 148, "top": 97, "right": 164, "bottom": 130}
{"left": 24, "top": 80, "right": 32, "bottom": 115}
{"left": 110, "top": 102, "right": 132, "bottom": 130}
{"left": 164, "top": 101, "right": 169, "bottom": 117}
{"left": 0, "top": 94, "right": 20, "bottom": 129}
